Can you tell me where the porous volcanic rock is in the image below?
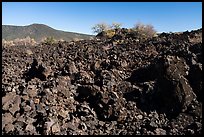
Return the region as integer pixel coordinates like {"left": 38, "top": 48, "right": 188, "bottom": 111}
{"left": 2, "top": 28, "right": 202, "bottom": 135}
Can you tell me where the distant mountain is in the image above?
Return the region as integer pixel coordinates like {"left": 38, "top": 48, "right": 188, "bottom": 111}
{"left": 2, "top": 23, "right": 93, "bottom": 42}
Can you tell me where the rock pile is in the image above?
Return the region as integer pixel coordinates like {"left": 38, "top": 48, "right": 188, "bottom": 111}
{"left": 2, "top": 28, "right": 202, "bottom": 135}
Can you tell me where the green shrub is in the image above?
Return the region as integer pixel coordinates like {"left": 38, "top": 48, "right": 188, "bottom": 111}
{"left": 43, "top": 36, "right": 56, "bottom": 45}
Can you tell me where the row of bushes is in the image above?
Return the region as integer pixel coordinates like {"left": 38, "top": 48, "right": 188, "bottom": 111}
{"left": 2, "top": 37, "right": 66, "bottom": 47}
{"left": 92, "top": 22, "right": 157, "bottom": 39}
{"left": 2, "top": 36, "right": 37, "bottom": 47}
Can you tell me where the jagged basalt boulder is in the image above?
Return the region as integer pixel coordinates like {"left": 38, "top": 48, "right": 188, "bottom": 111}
{"left": 153, "top": 56, "right": 196, "bottom": 116}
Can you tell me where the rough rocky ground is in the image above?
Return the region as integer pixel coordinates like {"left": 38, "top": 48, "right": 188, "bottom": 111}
{"left": 2, "top": 28, "right": 202, "bottom": 135}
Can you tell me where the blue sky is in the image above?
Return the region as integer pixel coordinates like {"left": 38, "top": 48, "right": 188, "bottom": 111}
{"left": 2, "top": 2, "right": 202, "bottom": 34}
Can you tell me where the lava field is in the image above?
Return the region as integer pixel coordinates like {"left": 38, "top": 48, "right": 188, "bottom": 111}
{"left": 2, "top": 28, "right": 202, "bottom": 135}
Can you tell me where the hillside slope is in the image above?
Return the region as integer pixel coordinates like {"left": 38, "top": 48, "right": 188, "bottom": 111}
{"left": 2, "top": 24, "right": 93, "bottom": 42}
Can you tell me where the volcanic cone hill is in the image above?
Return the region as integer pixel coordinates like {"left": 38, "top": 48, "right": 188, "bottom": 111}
{"left": 2, "top": 24, "right": 93, "bottom": 42}
{"left": 2, "top": 28, "right": 202, "bottom": 135}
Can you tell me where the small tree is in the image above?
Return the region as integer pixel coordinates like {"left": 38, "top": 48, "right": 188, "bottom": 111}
{"left": 92, "top": 23, "right": 110, "bottom": 34}
{"left": 111, "top": 22, "right": 122, "bottom": 29}
{"left": 133, "top": 22, "right": 156, "bottom": 39}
